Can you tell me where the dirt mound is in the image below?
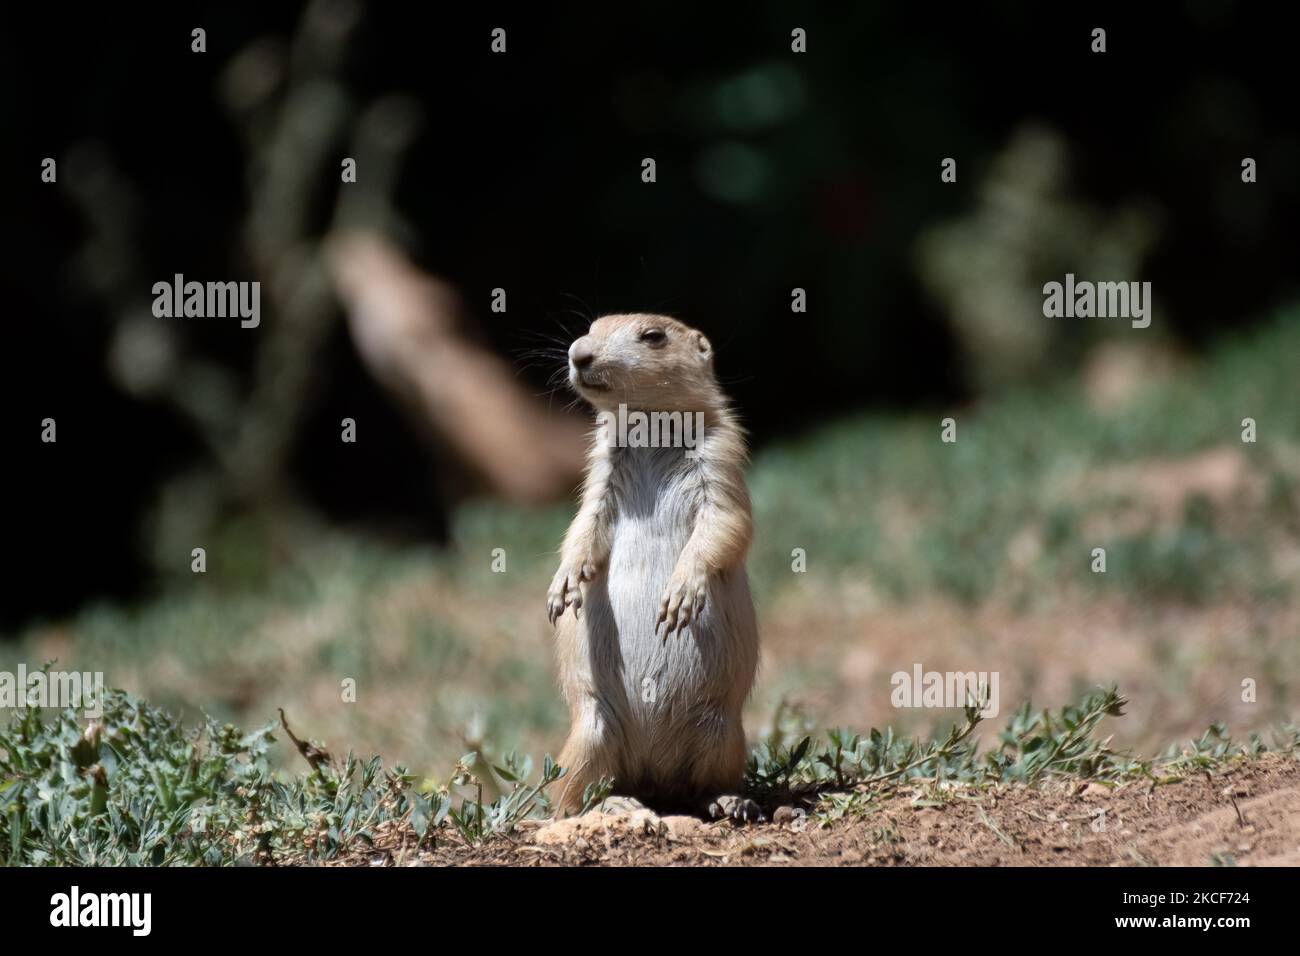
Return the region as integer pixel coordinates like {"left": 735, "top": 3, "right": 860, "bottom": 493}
{"left": 332, "top": 754, "right": 1300, "bottom": 867}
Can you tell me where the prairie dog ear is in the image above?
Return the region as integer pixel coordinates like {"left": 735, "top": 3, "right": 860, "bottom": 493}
{"left": 693, "top": 330, "right": 713, "bottom": 361}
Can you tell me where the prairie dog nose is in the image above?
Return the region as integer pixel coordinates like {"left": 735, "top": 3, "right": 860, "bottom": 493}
{"left": 569, "top": 338, "right": 595, "bottom": 368}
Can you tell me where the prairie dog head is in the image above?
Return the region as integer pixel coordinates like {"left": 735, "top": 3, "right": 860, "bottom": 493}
{"left": 568, "top": 314, "right": 718, "bottom": 412}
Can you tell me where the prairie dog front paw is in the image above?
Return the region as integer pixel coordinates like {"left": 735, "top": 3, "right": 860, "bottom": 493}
{"left": 656, "top": 560, "right": 709, "bottom": 638}
{"left": 547, "top": 556, "right": 599, "bottom": 624}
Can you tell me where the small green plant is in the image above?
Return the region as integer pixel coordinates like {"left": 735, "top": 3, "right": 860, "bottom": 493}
{"left": 1159, "top": 721, "right": 1298, "bottom": 773}
{"left": 986, "top": 688, "right": 1137, "bottom": 782}
{"left": 579, "top": 777, "right": 616, "bottom": 814}
{"left": 0, "top": 689, "right": 567, "bottom": 865}
{"left": 748, "top": 686, "right": 1296, "bottom": 821}
{"left": 430, "top": 750, "right": 566, "bottom": 844}
{"left": 3, "top": 684, "right": 1294, "bottom": 865}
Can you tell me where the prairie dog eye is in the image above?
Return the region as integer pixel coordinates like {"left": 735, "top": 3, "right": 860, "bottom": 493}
{"left": 640, "top": 328, "right": 667, "bottom": 345}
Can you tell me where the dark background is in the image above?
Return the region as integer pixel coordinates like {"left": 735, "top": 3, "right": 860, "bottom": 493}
{"left": 3, "top": 2, "right": 1297, "bottom": 625}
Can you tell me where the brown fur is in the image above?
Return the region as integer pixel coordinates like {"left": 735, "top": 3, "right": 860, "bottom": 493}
{"left": 548, "top": 315, "right": 759, "bottom": 815}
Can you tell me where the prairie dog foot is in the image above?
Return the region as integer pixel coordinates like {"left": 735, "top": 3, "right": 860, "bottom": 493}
{"left": 707, "top": 794, "right": 764, "bottom": 824}
{"left": 596, "top": 795, "right": 652, "bottom": 815}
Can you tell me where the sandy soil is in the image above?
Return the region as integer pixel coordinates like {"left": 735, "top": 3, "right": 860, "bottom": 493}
{"left": 318, "top": 753, "right": 1300, "bottom": 867}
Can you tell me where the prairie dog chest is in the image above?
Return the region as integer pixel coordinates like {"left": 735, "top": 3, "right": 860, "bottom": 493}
{"left": 607, "top": 447, "right": 700, "bottom": 562}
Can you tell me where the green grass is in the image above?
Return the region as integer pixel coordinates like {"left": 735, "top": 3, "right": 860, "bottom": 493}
{"left": 0, "top": 686, "right": 571, "bottom": 866}
{"left": 744, "top": 309, "right": 1300, "bottom": 606}
{"left": 3, "top": 685, "right": 1294, "bottom": 865}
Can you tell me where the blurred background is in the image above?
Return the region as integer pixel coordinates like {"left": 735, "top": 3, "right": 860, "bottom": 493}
{"left": 2, "top": 2, "right": 1298, "bottom": 776}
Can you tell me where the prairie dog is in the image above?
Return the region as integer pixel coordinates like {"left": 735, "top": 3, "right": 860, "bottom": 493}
{"left": 548, "top": 314, "right": 759, "bottom": 817}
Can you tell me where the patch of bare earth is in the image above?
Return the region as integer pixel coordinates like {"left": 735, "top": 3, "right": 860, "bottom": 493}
{"left": 313, "top": 754, "right": 1300, "bottom": 867}
{"left": 755, "top": 591, "right": 1299, "bottom": 758}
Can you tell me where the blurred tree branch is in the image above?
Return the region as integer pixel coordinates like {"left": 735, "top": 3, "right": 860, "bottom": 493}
{"left": 61, "top": 0, "right": 586, "bottom": 579}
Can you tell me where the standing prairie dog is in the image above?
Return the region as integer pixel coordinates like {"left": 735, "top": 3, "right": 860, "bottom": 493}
{"left": 548, "top": 314, "right": 760, "bottom": 819}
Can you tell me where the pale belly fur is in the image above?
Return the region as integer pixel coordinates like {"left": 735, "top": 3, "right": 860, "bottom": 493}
{"left": 571, "top": 446, "right": 758, "bottom": 796}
